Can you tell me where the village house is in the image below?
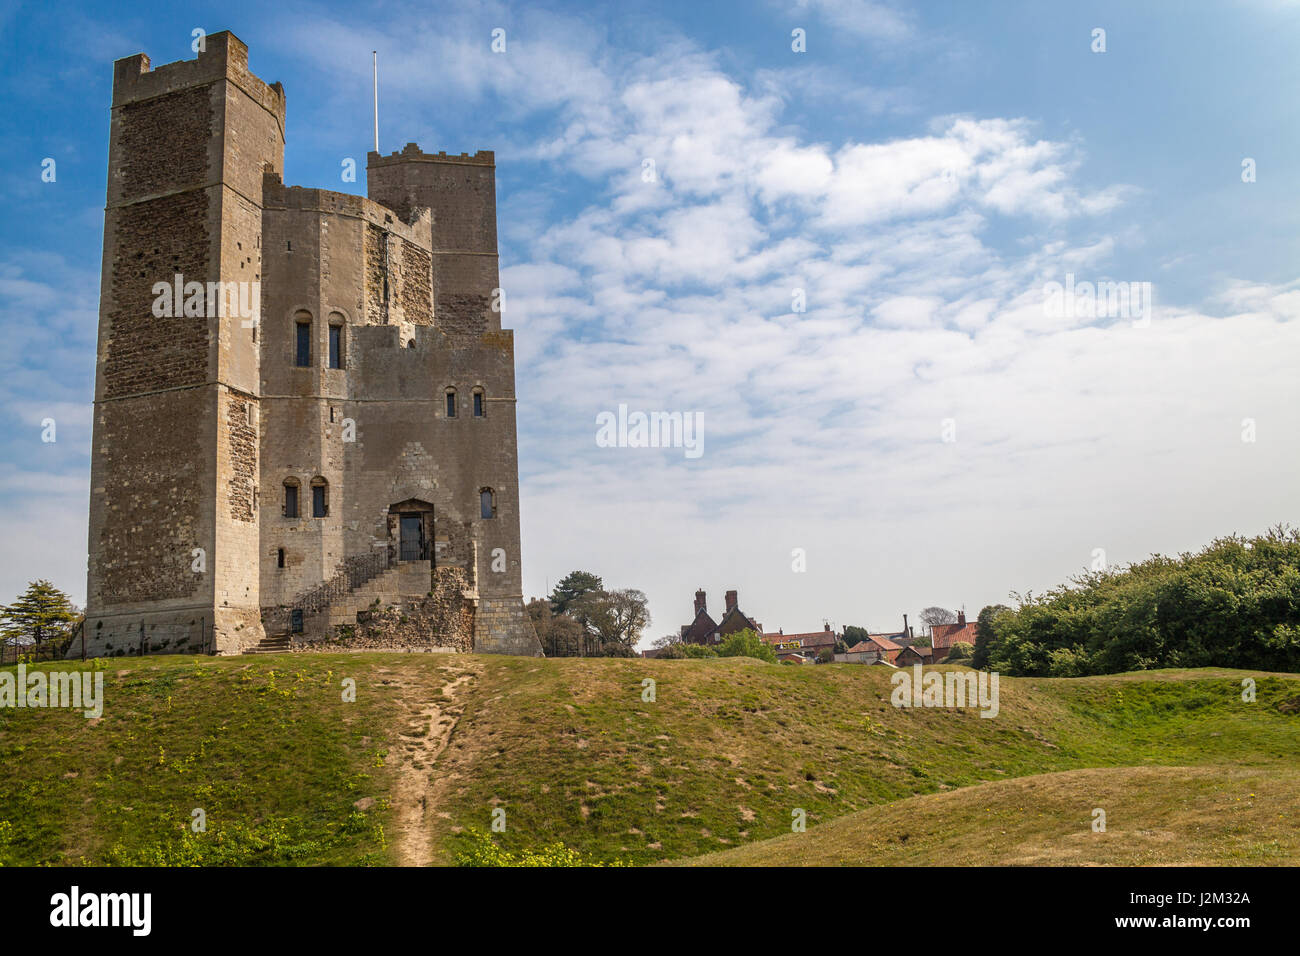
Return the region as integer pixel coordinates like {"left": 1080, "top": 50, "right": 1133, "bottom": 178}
{"left": 843, "top": 634, "right": 903, "bottom": 665}
{"left": 679, "top": 589, "right": 763, "bottom": 646}
{"left": 895, "top": 644, "right": 934, "bottom": 666}
{"left": 930, "top": 611, "right": 979, "bottom": 663}
{"left": 763, "top": 624, "right": 838, "bottom": 663}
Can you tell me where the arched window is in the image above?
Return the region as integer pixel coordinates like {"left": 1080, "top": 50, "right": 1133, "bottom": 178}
{"left": 472, "top": 387, "right": 485, "bottom": 418}
{"left": 294, "top": 310, "right": 312, "bottom": 367}
{"left": 283, "top": 478, "right": 300, "bottom": 519}
{"left": 310, "top": 477, "right": 328, "bottom": 518}
{"left": 445, "top": 387, "right": 457, "bottom": 418}
{"left": 328, "top": 312, "right": 345, "bottom": 369}
{"left": 479, "top": 487, "right": 496, "bottom": 519}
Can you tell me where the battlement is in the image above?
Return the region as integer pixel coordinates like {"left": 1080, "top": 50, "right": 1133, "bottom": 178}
{"left": 367, "top": 143, "right": 495, "bottom": 168}
{"left": 262, "top": 169, "right": 432, "bottom": 245}
{"left": 112, "top": 30, "right": 285, "bottom": 129}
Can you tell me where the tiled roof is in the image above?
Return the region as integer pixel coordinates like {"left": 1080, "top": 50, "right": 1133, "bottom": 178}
{"left": 765, "top": 630, "right": 837, "bottom": 648}
{"left": 848, "top": 635, "right": 901, "bottom": 652}
{"left": 931, "top": 622, "right": 978, "bottom": 649}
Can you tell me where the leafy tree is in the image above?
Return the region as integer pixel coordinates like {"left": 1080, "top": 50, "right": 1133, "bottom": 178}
{"left": 651, "top": 632, "right": 683, "bottom": 650}
{"left": 1, "top": 580, "right": 79, "bottom": 652}
{"left": 982, "top": 525, "right": 1300, "bottom": 676}
{"left": 945, "top": 641, "right": 974, "bottom": 662}
{"left": 548, "top": 571, "right": 603, "bottom": 616}
{"left": 716, "top": 628, "right": 777, "bottom": 663}
{"left": 973, "top": 604, "right": 1011, "bottom": 669}
{"left": 816, "top": 647, "right": 835, "bottom": 664}
{"left": 526, "top": 598, "right": 584, "bottom": 657}
{"left": 569, "top": 588, "right": 650, "bottom": 657}
{"left": 843, "top": 625, "right": 870, "bottom": 646}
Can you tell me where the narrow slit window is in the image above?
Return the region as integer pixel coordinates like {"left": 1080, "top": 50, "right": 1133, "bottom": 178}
{"left": 480, "top": 488, "right": 495, "bottom": 519}
{"left": 311, "top": 478, "right": 328, "bottom": 518}
{"left": 283, "top": 480, "right": 299, "bottom": 519}
{"left": 328, "top": 324, "right": 342, "bottom": 369}
{"left": 277, "top": 548, "right": 285, "bottom": 568}
{"left": 295, "top": 321, "right": 311, "bottom": 367}
{"left": 446, "top": 389, "right": 457, "bottom": 418}
{"left": 473, "top": 390, "right": 484, "bottom": 417}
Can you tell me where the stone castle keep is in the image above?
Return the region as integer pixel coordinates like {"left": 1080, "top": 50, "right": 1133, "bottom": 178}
{"left": 78, "top": 31, "right": 541, "bottom": 657}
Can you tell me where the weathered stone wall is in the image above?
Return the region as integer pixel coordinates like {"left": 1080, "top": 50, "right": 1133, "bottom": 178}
{"left": 226, "top": 394, "right": 257, "bottom": 522}
{"left": 82, "top": 32, "right": 284, "bottom": 659}
{"left": 302, "top": 566, "right": 474, "bottom": 652}
{"left": 83, "top": 37, "right": 538, "bottom": 659}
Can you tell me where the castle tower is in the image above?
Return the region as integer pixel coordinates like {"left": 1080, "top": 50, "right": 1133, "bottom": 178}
{"left": 366, "top": 146, "right": 536, "bottom": 654}
{"left": 81, "top": 35, "right": 540, "bottom": 658}
{"left": 83, "top": 32, "right": 284, "bottom": 656}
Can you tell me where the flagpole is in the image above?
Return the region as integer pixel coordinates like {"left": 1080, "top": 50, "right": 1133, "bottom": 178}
{"left": 372, "top": 51, "right": 379, "bottom": 153}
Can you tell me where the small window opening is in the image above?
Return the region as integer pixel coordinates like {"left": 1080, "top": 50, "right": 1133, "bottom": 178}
{"left": 295, "top": 320, "right": 311, "bottom": 367}
{"left": 283, "top": 479, "right": 300, "bottom": 519}
{"left": 328, "top": 324, "right": 342, "bottom": 369}
{"left": 311, "top": 478, "right": 328, "bottom": 518}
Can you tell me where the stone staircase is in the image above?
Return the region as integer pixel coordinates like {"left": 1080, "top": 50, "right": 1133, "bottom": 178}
{"left": 245, "top": 560, "right": 434, "bottom": 654}
{"left": 325, "top": 561, "right": 433, "bottom": 627}
{"left": 244, "top": 633, "right": 293, "bottom": 655}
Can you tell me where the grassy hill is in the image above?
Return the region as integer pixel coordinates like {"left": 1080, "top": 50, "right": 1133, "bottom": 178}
{"left": 0, "top": 654, "right": 1296, "bottom": 865}
{"left": 675, "top": 764, "right": 1300, "bottom": 865}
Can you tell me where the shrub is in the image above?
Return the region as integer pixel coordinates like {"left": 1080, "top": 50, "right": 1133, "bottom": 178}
{"left": 678, "top": 643, "right": 718, "bottom": 658}
{"left": 983, "top": 525, "right": 1300, "bottom": 676}
{"left": 945, "top": 642, "right": 974, "bottom": 662}
{"left": 717, "top": 629, "right": 777, "bottom": 663}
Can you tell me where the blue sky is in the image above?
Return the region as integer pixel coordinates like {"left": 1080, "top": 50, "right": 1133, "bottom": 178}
{"left": 2, "top": 0, "right": 1298, "bottom": 644}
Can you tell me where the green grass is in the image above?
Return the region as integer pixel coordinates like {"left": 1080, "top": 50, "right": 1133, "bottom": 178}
{"left": 673, "top": 764, "right": 1300, "bottom": 866}
{"left": 0, "top": 655, "right": 460, "bottom": 865}
{"left": 0, "top": 654, "right": 1295, "bottom": 866}
{"left": 433, "top": 659, "right": 1300, "bottom": 865}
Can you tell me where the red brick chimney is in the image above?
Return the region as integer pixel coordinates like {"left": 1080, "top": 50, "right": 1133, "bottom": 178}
{"left": 957, "top": 609, "right": 966, "bottom": 626}
{"left": 725, "top": 590, "right": 738, "bottom": 613}
{"left": 694, "top": 589, "right": 707, "bottom": 615}
{"left": 823, "top": 622, "right": 831, "bottom": 632}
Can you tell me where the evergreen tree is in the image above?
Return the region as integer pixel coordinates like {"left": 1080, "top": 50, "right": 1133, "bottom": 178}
{"left": 548, "top": 571, "right": 603, "bottom": 616}
{"left": 0, "top": 580, "right": 80, "bottom": 651}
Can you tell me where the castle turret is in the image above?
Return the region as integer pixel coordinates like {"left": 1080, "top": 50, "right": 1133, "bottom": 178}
{"left": 84, "top": 32, "right": 284, "bottom": 656}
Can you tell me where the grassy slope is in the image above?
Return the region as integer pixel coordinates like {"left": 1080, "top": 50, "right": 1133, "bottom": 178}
{"left": 675, "top": 765, "right": 1300, "bottom": 865}
{"left": 0, "top": 654, "right": 464, "bottom": 865}
{"left": 0, "top": 654, "right": 1296, "bottom": 865}
{"left": 434, "top": 658, "right": 1300, "bottom": 865}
